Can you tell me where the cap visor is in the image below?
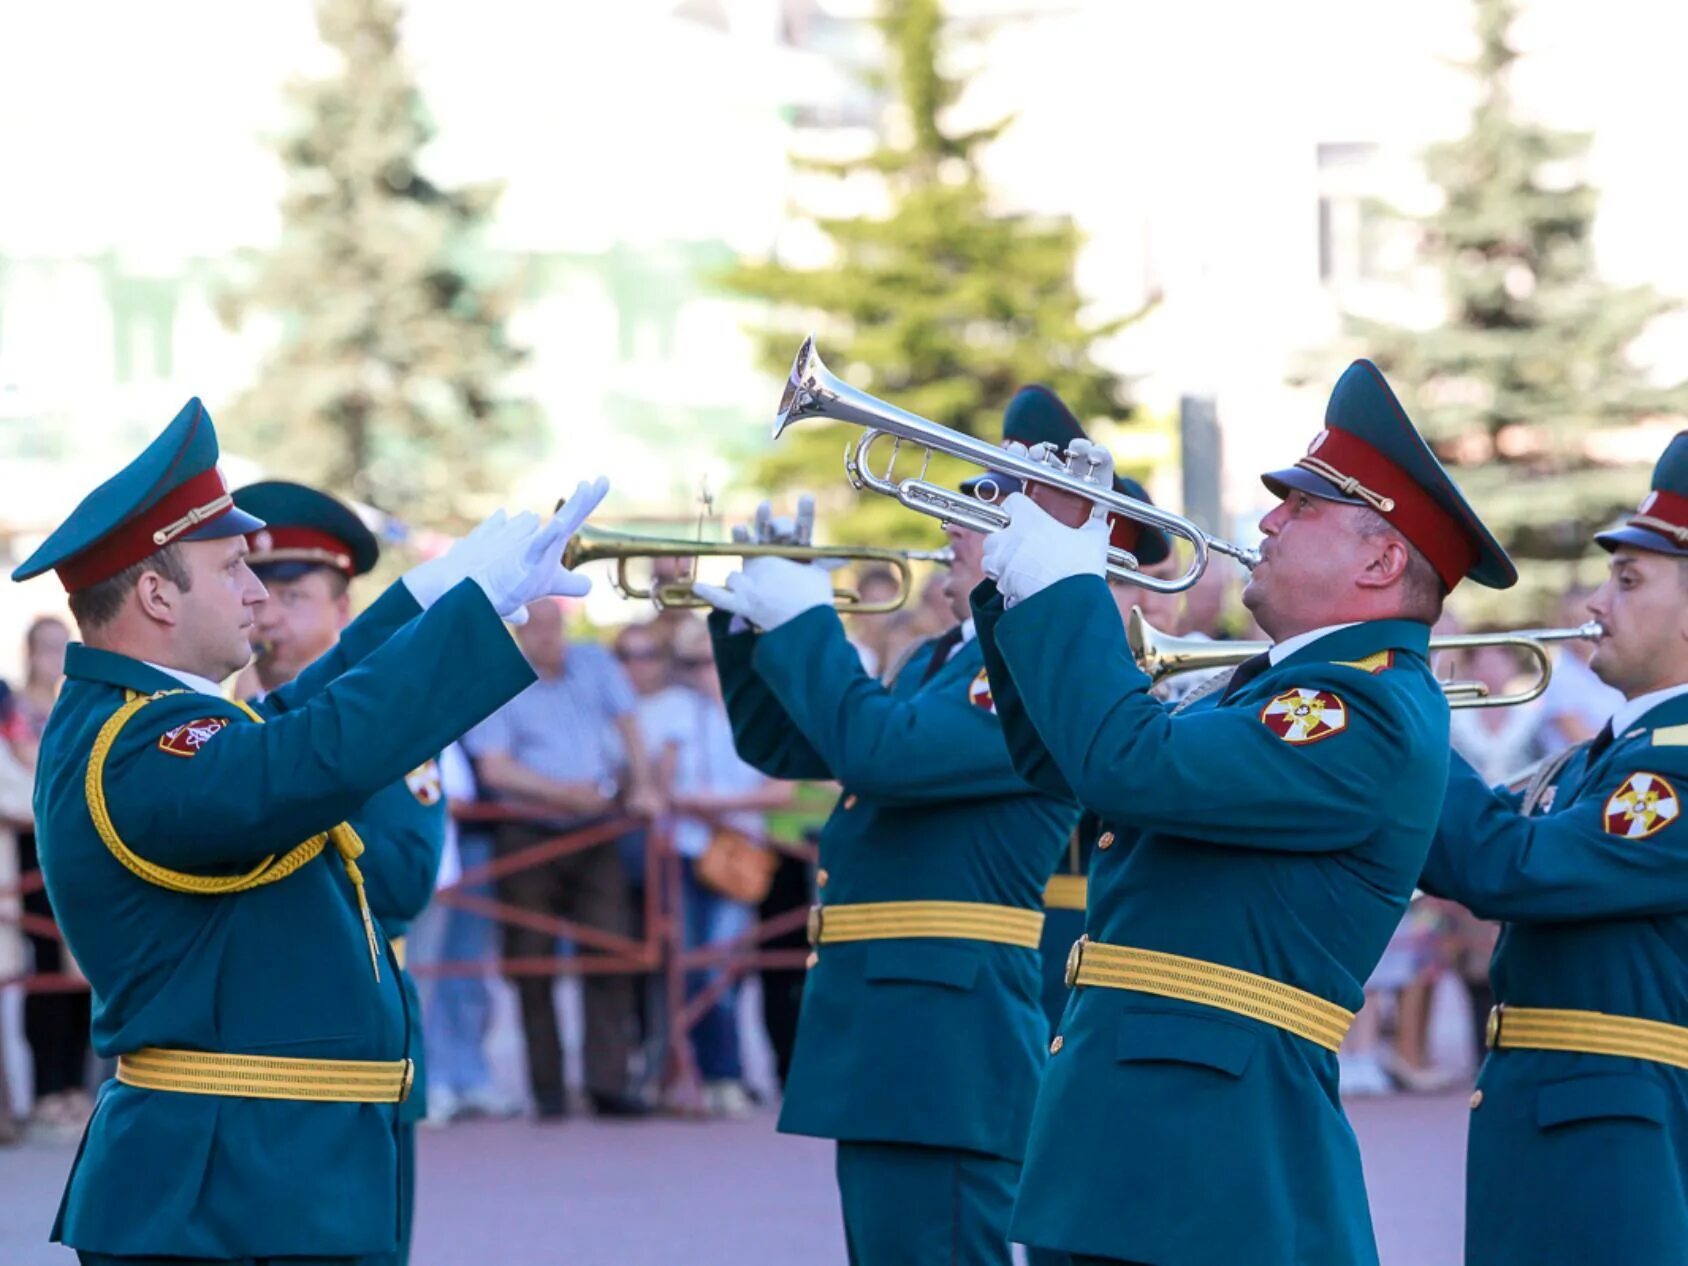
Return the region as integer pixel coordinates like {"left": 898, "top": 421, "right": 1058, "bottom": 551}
{"left": 184, "top": 507, "right": 265, "bottom": 541}
{"left": 1596, "top": 523, "right": 1688, "bottom": 557}
{"left": 1259, "top": 466, "right": 1368, "bottom": 506}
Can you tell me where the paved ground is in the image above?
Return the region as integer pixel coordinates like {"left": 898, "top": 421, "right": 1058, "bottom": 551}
{"left": 0, "top": 1090, "right": 1467, "bottom": 1265}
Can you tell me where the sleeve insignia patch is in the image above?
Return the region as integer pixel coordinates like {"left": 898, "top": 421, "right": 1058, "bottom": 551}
{"left": 1603, "top": 772, "right": 1680, "bottom": 839}
{"left": 157, "top": 716, "right": 231, "bottom": 757}
{"left": 405, "top": 759, "right": 444, "bottom": 806}
{"left": 1260, "top": 688, "right": 1347, "bottom": 744}
{"left": 968, "top": 668, "right": 997, "bottom": 714}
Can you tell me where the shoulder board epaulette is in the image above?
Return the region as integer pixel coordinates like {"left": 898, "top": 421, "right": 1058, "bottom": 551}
{"left": 1331, "top": 650, "right": 1395, "bottom": 675}
{"left": 1653, "top": 725, "right": 1688, "bottom": 747}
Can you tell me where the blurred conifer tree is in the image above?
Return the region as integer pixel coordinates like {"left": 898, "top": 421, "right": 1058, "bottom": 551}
{"left": 1348, "top": 0, "right": 1688, "bottom": 602}
{"left": 221, "top": 0, "right": 534, "bottom": 532}
{"left": 723, "top": 0, "right": 1148, "bottom": 544}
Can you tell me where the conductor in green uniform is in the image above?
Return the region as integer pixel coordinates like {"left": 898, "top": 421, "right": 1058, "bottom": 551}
{"left": 1422, "top": 431, "right": 1688, "bottom": 1266}
{"left": 975, "top": 362, "right": 1515, "bottom": 1266}
{"left": 693, "top": 481, "right": 1079, "bottom": 1265}
{"left": 233, "top": 479, "right": 446, "bottom": 1266}
{"left": 14, "top": 397, "right": 609, "bottom": 1266}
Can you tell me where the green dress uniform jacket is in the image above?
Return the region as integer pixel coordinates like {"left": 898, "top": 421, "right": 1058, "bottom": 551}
{"left": 1421, "top": 692, "right": 1688, "bottom": 1266}
{"left": 708, "top": 606, "right": 1077, "bottom": 1161}
{"left": 356, "top": 761, "right": 447, "bottom": 1129}
{"left": 1038, "top": 814, "right": 1097, "bottom": 1035}
{"left": 974, "top": 575, "right": 1448, "bottom": 1266}
{"left": 37, "top": 580, "right": 533, "bottom": 1260}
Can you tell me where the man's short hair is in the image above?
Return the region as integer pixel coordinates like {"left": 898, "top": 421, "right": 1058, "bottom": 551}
{"left": 1352, "top": 508, "right": 1446, "bottom": 623}
{"left": 67, "top": 544, "right": 192, "bottom": 632}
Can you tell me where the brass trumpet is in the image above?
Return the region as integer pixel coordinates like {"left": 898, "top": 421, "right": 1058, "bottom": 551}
{"left": 773, "top": 335, "right": 1261, "bottom": 594}
{"left": 561, "top": 526, "right": 952, "bottom": 612}
{"left": 1127, "top": 609, "right": 1605, "bottom": 709}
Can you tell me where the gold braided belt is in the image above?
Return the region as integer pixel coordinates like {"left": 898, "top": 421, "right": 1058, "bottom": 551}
{"left": 88, "top": 690, "right": 384, "bottom": 982}
{"left": 807, "top": 900, "right": 1044, "bottom": 950}
{"left": 1042, "top": 876, "right": 1088, "bottom": 911}
{"left": 1487, "top": 1004, "right": 1688, "bottom": 1070}
{"left": 117, "top": 1047, "right": 413, "bottom": 1103}
{"left": 1064, "top": 938, "right": 1356, "bottom": 1052}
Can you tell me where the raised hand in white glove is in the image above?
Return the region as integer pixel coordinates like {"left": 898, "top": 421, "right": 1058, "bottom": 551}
{"left": 692, "top": 555, "right": 834, "bottom": 632}
{"left": 981, "top": 491, "right": 1110, "bottom": 608}
{"left": 467, "top": 477, "right": 612, "bottom": 625}
{"left": 733, "top": 495, "right": 816, "bottom": 547}
{"left": 404, "top": 507, "right": 529, "bottom": 609}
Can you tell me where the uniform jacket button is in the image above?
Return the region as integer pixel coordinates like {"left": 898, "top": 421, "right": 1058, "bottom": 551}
{"left": 1050, "top": 1035, "right": 1064, "bottom": 1054}
{"left": 1469, "top": 1090, "right": 1484, "bottom": 1110}
{"left": 816, "top": 868, "right": 829, "bottom": 889}
{"left": 1097, "top": 831, "right": 1116, "bottom": 851}
{"left": 843, "top": 794, "right": 858, "bottom": 810}
{"left": 805, "top": 951, "right": 819, "bottom": 970}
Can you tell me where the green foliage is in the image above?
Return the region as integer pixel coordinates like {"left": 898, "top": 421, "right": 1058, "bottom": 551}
{"left": 1349, "top": 0, "right": 1688, "bottom": 604}
{"left": 220, "top": 0, "right": 535, "bottom": 532}
{"left": 722, "top": 0, "right": 1142, "bottom": 545}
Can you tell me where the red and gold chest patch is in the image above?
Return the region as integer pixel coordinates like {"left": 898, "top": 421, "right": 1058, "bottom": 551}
{"left": 969, "top": 668, "right": 996, "bottom": 714}
{"left": 1603, "top": 772, "right": 1680, "bottom": 839}
{"left": 405, "top": 759, "right": 444, "bottom": 807}
{"left": 1259, "top": 688, "right": 1347, "bottom": 745}
{"left": 157, "top": 716, "right": 231, "bottom": 757}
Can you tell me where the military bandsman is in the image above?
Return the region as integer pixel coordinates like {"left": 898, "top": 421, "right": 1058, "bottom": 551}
{"left": 690, "top": 400, "right": 1084, "bottom": 1265}
{"left": 1421, "top": 431, "right": 1688, "bottom": 1266}
{"left": 15, "top": 398, "right": 606, "bottom": 1266}
{"left": 973, "top": 362, "right": 1515, "bottom": 1266}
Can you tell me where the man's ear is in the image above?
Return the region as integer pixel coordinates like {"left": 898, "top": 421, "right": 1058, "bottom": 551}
{"left": 334, "top": 590, "right": 353, "bottom": 629}
{"left": 1354, "top": 535, "right": 1411, "bottom": 592}
{"left": 135, "top": 568, "right": 182, "bottom": 626}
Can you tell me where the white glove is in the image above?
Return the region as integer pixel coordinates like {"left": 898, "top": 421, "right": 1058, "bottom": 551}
{"left": 982, "top": 491, "right": 1110, "bottom": 608}
{"left": 693, "top": 555, "right": 834, "bottom": 632}
{"left": 467, "top": 477, "right": 612, "bottom": 624}
{"left": 404, "top": 508, "right": 529, "bottom": 609}
{"left": 732, "top": 496, "right": 815, "bottom": 547}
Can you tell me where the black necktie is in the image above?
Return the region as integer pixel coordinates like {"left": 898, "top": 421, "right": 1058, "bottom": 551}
{"left": 1220, "top": 651, "right": 1272, "bottom": 703}
{"left": 918, "top": 626, "right": 966, "bottom": 685}
{"left": 1586, "top": 720, "right": 1616, "bottom": 763}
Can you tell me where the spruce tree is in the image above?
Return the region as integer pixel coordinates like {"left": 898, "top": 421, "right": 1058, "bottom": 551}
{"left": 724, "top": 0, "right": 1141, "bottom": 543}
{"left": 1350, "top": 0, "right": 1688, "bottom": 601}
{"left": 221, "top": 0, "right": 533, "bottom": 532}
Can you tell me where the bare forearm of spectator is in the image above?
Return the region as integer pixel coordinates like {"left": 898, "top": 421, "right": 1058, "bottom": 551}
{"left": 614, "top": 715, "right": 665, "bottom": 816}
{"left": 671, "top": 778, "right": 796, "bottom": 815}
{"left": 475, "top": 751, "right": 613, "bottom": 815}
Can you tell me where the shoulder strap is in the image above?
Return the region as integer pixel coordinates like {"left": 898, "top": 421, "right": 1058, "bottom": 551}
{"left": 1517, "top": 741, "right": 1587, "bottom": 817}
{"left": 1170, "top": 668, "right": 1235, "bottom": 716}
{"left": 86, "top": 690, "right": 383, "bottom": 979}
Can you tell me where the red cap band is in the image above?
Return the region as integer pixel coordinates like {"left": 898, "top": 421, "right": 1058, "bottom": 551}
{"left": 1109, "top": 515, "right": 1140, "bottom": 556}
{"left": 1629, "top": 489, "right": 1688, "bottom": 546}
{"left": 1297, "top": 429, "right": 1476, "bottom": 590}
{"left": 55, "top": 467, "right": 233, "bottom": 593}
{"left": 247, "top": 526, "right": 356, "bottom": 575}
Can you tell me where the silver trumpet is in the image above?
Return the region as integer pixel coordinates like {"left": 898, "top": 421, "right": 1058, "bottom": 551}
{"left": 774, "top": 335, "right": 1260, "bottom": 594}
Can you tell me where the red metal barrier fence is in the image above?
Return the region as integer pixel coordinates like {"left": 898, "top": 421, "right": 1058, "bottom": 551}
{"left": 0, "top": 805, "right": 814, "bottom": 1109}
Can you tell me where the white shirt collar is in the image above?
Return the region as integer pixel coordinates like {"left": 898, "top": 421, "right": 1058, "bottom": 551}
{"left": 1611, "top": 682, "right": 1688, "bottom": 737}
{"left": 143, "top": 660, "right": 227, "bottom": 698}
{"left": 1267, "top": 623, "right": 1361, "bottom": 666}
